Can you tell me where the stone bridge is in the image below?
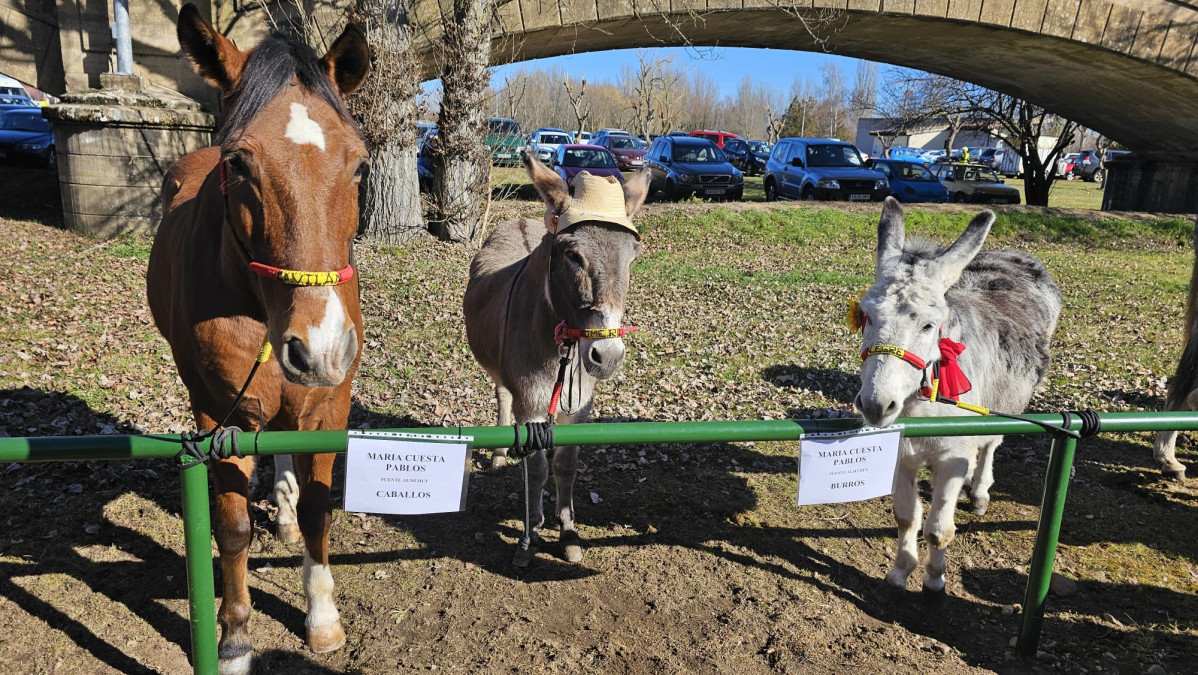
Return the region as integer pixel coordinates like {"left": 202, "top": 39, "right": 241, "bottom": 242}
{"left": 409, "top": 0, "right": 1198, "bottom": 154}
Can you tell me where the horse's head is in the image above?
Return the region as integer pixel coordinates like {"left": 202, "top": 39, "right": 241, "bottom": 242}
{"left": 855, "top": 197, "right": 994, "bottom": 427}
{"left": 524, "top": 151, "right": 649, "bottom": 380}
{"left": 178, "top": 4, "right": 370, "bottom": 387}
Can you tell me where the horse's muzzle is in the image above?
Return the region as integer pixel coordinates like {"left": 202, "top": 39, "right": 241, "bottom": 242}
{"left": 280, "top": 327, "right": 357, "bottom": 387}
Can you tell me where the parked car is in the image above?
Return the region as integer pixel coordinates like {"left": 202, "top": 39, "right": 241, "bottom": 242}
{"left": 416, "top": 121, "right": 437, "bottom": 139}
{"left": 485, "top": 117, "right": 523, "bottom": 166}
{"left": 723, "top": 138, "right": 771, "bottom": 175}
{"left": 644, "top": 135, "right": 743, "bottom": 201}
{"left": 592, "top": 132, "right": 647, "bottom": 171}
{"left": 1070, "top": 149, "right": 1126, "bottom": 182}
{"left": 975, "top": 147, "right": 1002, "bottom": 169}
{"left": 416, "top": 130, "right": 436, "bottom": 193}
{"left": 591, "top": 129, "right": 629, "bottom": 144}
{"left": 568, "top": 130, "right": 592, "bottom": 143}
{"left": 870, "top": 159, "right": 948, "bottom": 203}
{"left": 688, "top": 130, "right": 740, "bottom": 149}
{"left": 932, "top": 162, "right": 1020, "bottom": 204}
{"left": 531, "top": 130, "right": 572, "bottom": 163}
{"left": 550, "top": 144, "right": 624, "bottom": 184}
{"left": 0, "top": 94, "right": 37, "bottom": 114}
{"left": 922, "top": 149, "right": 947, "bottom": 164}
{"left": 667, "top": 131, "right": 690, "bottom": 137}
{"left": 0, "top": 108, "right": 55, "bottom": 169}
{"left": 762, "top": 137, "right": 888, "bottom": 202}
{"left": 884, "top": 146, "right": 928, "bottom": 163}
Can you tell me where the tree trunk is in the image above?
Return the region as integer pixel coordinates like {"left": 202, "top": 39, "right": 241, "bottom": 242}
{"left": 432, "top": 0, "right": 492, "bottom": 245}
{"left": 1021, "top": 140, "right": 1053, "bottom": 206}
{"left": 351, "top": 0, "right": 425, "bottom": 244}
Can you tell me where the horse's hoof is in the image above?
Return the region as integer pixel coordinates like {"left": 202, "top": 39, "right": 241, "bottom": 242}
{"left": 490, "top": 454, "right": 508, "bottom": 470}
{"left": 218, "top": 652, "right": 253, "bottom": 675}
{"left": 276, "top": 521, "right": 301, "bottom": 544}
{"left": 922, "top": 585, "right": 948, "bottom": 608}
{"left": 307, "top": 621, "right": 346, "bottom": 654}
{"left": 561, "top": 530, "right": 583, "bottom": 563}
{"left": 872, "top": 580, "right": 906, "bottom": 604}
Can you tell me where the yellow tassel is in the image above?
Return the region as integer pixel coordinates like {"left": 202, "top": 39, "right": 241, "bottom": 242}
{"left": 955, "top": 401, "right": 990, "bottom": 415}
{"left": 256, "top": 336, "right": 273, "bottom": 363}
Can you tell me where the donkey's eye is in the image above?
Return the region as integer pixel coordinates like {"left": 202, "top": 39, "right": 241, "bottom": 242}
{"left": 922, "top": 322, "right": 935, "bottom": 333}
{"left": 566, "top": 251, "right": 584, "bottom": 267}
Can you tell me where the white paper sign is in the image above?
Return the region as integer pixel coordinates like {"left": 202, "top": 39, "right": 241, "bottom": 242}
{"left": 797, "top": 427, "right": 902, "bottom": 506}
{"left": 344, "top": 432, "right": 472, "bottom": 515}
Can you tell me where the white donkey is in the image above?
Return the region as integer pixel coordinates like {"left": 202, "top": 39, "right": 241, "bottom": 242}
{"left": 1153, "top": 218, "right": 1198, "bottom": 480}
{"left": 854, "top": 198, "right": 1062, "bottom": 603}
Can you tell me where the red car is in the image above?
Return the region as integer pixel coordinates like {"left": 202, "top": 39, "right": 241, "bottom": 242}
{"left": 592, "top": 133, "right": 647, "bottom": 171}
{"left": 549, "top": 144, "right": 625, "bottom": 184}
{"left": 689, "top": 130, "right": 740, "bottom": 149}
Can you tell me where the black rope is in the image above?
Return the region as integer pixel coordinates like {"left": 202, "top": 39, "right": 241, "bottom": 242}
{"left": 934, "top": 397, "right": 1082, "bottom": 439}
{"left": 509, "top": 419, "right": 556, "bottom": 460}
{"left": 1061, "top": 409, "right": 1102, "bottom": 439}
{"left": 176, "top": 426, "right": 248, "bottom": 469}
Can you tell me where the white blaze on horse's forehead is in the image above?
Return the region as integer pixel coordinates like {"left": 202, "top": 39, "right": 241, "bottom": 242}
{"left": 285, "top": 102, "right": 326, "bottom": 151}
{"left": 306, "top": 288, "right": 348, "bottom": 353}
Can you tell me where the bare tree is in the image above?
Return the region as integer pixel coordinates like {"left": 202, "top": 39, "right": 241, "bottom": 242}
{"left": 564, "top": 78, "right": 590, "bottom": 142}
{"left": 349, "top": 0, "right": 426, "bottom": 244}
{"left": 431, "top": 0, "right": 492, "bottom": 245}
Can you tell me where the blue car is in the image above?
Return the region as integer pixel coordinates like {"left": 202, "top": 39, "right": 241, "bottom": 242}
{"left": 870, "top": 159, "right": 948, "bottom": 203}
{"left": 0, "top": 108, "right": 54, "bottom": 169}
{"left": 763, "top": 137, "right": 888, "bottom": 201}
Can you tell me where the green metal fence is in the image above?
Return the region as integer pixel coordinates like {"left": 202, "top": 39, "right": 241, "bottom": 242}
{"left": 2, "top": 410, "right": 1196, "bottom": 673}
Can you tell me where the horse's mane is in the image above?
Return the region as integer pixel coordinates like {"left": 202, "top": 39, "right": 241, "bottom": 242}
{"left": 216, "top": 33, "right": 360, "bottom": 146}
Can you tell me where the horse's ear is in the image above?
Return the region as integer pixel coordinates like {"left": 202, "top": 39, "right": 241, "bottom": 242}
{"left": 937, "top": 209, "right": 995, "bottom": 287}
{"left": 321, "top": 24, "right": 371, "bottom": 95}
{"left": 876, "top": 196, "right": 905, "bottom": 277}
{"left": 176, "top": 3, "right": 246, "bottom": 93}
{"left": 623, "top": 169, "right": 651, "bottom": 217}
{"left": 522, "top": 147, "right": 570, "bottom": 221}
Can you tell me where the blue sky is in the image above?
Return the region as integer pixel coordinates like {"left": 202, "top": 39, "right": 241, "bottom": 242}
{"left": 489, "top": 47, "right": 870, "bottom": 98}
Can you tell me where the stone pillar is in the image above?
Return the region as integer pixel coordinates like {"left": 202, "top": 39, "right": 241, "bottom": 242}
{"left": 43, "top": 73, "right": 215, "bottom": 237}
{"left": 1103, "top": 155, "right": 1198, "bottom": 214}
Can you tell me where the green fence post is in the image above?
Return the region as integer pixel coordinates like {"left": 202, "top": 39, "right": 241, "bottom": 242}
{"left": 1016, "top": 434, "right": 1079, "bottom": 658}
{"left": 180, "top": 459, "right": 220, "bottom": 675}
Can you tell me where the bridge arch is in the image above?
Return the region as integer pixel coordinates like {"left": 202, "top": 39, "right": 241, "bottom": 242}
{"left": 413, "top": 1, "right": 1198, "bottom": 153}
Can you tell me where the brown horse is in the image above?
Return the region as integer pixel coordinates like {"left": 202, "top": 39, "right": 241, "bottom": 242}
{"left": 147, "top": 5, "right": 368, "bottom": 672}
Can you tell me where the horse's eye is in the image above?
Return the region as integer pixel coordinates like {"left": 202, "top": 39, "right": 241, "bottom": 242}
{"left": 226, "top": 153, "right": 250, "bottom": 176}
{"left": 354, "top": 160, "right": 368, "bottom": 179}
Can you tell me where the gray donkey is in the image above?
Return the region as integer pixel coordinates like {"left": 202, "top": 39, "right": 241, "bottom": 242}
{"left": 464, "top": 151, "right": 649, "bottom": 566}
{"left": 854, "top": 197, "right": 1062, "bottom": 603}
{"left": 1152, "top": 218, "right": 1198, "bottom": 481}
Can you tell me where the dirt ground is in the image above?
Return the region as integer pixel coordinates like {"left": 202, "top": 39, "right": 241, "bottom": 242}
{"left": 1, "top": 199, "right": 1196, "bottom": 674}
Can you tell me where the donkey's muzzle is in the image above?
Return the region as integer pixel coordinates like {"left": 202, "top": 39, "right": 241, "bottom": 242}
{"left": 856, "top": 393, "right": 901, "bottom": 428}
{"left": 583, "top": 338, "right": 625, "bottom": 380}
{"left": 280, "top": 328, "right": 357, "bottom": 387}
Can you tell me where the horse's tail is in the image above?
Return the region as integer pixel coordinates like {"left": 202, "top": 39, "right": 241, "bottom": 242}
{"left": 1166, "top": 219, "right": 1198, "bottom": 411}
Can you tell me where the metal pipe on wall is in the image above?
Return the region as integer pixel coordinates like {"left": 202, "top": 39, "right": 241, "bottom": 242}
{"left": 113, "top": 0, "right": 133, "bottom": 75}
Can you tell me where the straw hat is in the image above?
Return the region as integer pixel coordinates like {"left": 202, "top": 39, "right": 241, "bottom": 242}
{"left": 556, "top": 171, "right": 639, "bottom": 238}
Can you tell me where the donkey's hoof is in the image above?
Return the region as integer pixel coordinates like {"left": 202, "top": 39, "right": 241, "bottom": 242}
{"left": 971, "top": 499, "right": 990, "bottom": 516}
{"left": 218, "top": 652, "right": 253, "bottom": 675}
{"left": 922, "top": 585, "right": 948, "bottom": 608}
{"left": 513, "top": 534, "right": 541, "bottom": 568}
{"left": 561, "top": 530, "right": 583, "bottom": 563}
{"left": 872, "top": 580, "right": 906, "bottom": 604}
{"left": 1163, "top": 465, "right": 1187, "bottom": 482}
{"left": 490, "top": 454, "right": 508, "bottom": 471}
{"left": 307, "top": 621, "right": 346, "bottom": 654}
{"left": 276, "top": 521, "right": 301, "bottom": 544}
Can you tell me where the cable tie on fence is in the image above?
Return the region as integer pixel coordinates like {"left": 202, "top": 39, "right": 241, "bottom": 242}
{"left": 508, "top": 420, "right": 555, "bottom": 460}
{"left": 1061, "top": 409, "right": 1101, "bottom": 438}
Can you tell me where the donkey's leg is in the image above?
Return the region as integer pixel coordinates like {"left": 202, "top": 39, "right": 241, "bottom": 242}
{"left": 295, "top": 452, "right": 345, "bottom": 653}
{"left": 922, "top": 452, "right": 971, "bottom": 606}
{"left": 513, "top": 448, "right": 549, "bottom": 568}
{"left": 491, "top": 386, "right": 514, "bottom": 470}
{"left": 969, "top": 437, "right": 1001, "bottom": 515}
{"left": 211, "top": 455, "right": 258, "bottom": 675}
{"left": 1153, "top": 430, "right": 1187, "bottom": 481}
{"left": 273, "top": 454, "right": 301, "bottom": 543}
{"left": 882, "top": 453, "right": 921, "bottom": 596}
{"left": 552, "top": 444, "right": 583, "bottom": 563}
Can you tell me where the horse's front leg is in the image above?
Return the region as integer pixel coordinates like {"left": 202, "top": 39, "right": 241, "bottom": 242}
{"left": 273, "top": 454, "right": 301, "bottom": 542}
{"left": 211, "top": 455, "right": 257, "bottom": 675}
{"left": 295, "top": 452, "right": 345, "bottom": 653}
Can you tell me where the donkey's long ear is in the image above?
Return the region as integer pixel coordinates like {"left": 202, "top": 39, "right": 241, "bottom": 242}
{"left": 623, "top": 169, "right": 651, "bottom": 217}
{"left": 522, "top": 147, "right": 569, "bottom": 224}
{"left": 937, "top": 209, "right": 995, "bottom": 287}
{"left": 876, "top": 196, "right": 905, "bottom": 278}
{"left": 321, "top": 24, "right": 371, "bottom": 95}
{"left": 176, "top": 3, "right": 246, "bottom": 93}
